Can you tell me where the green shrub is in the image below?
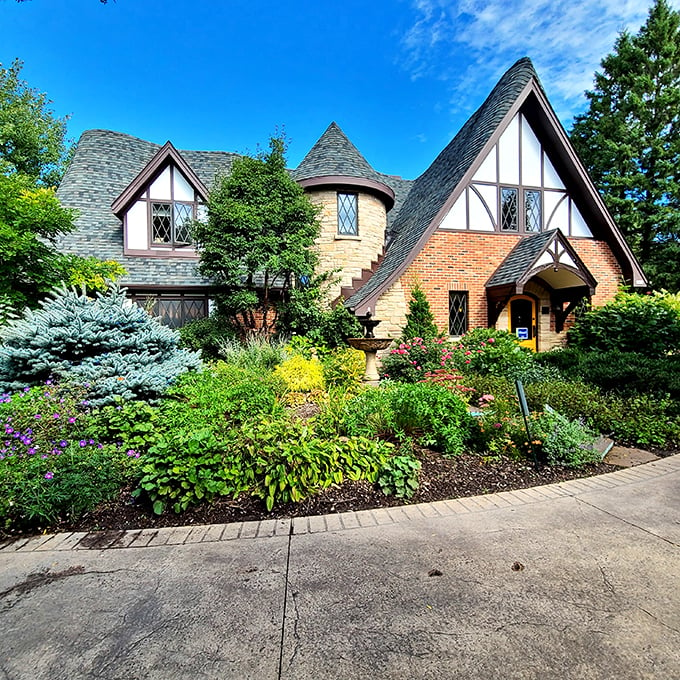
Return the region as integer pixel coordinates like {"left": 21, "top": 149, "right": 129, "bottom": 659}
{"left": 599, "top": 394, "right": 680, "bottom": 448}
{"left": 134, "top": 428, "right": 247, "bottom": 515}
{"left": 164, "top": 362, "right": 282, "bottom": 432}
{"left": 524, "top": 380, "right": 606, "bottom": 424}
{"left": 343, "top": 383, "right": 471, "bottom": 456}
{"left": 0, "top": 384, "right": 139, "bottom": 531}
{"left": 218, "top": 337, "right": 288, "bottom": 372}
{"left": 568, "top": 290, "right": 680, "bottom": 357}
{"left": 2, "top": 442, "right": 137, "bottom": 530}
{"left": 531, "top": 409, "right": 599, "bottom": 468}
{"left": 0, "top": 284, "right": 201, "bottom": 407}
{"left": 377, "top": 454, "right": 421, "bottom": 498}
{"left": 273, "top": 355, "right": 325, "bottom": 392}
{"left": 402, "top": 283, "right": 440, "bottom": 340}
{"left": 240, "top": 417, "right": 394, "bottom": 511}
{"left": 455, "top": 328, "right": 534, "bottom": 378}
{"left": 311, "top": 303, "right": 363, "bottom": 349}
{"left": 380, "top": 337, "right": 451, "bottom": 382}
{"left": 322, "top": 347, "right": 365, "bottom": 390}
{"left": 179, "top": 314, "right": 237, "bottom": 360}
{"left": 83, "top": 399, "right": 160, "bottom": 454}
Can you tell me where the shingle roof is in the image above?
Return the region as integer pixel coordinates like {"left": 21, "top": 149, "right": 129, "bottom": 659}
{"left": 56, "top": 130, "right": 237, "bottom": 287}
{"left": 486, "top": 230, "right": 557, "bottom": 288}
{"left": 293, "top": 122, "right": 381, "bottom": 182}
{"left": 347, "top": 57, "right": 540, "bottom": 310}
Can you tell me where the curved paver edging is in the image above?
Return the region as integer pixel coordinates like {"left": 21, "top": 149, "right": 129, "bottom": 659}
{"left": 3, "top": 454, "right": 680, "bottom": 553}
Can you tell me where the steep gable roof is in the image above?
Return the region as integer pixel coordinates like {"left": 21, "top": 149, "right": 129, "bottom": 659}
{"left": 111, "top": 140, "right": 210, "bottom": 216}
{"left": 486, "top": 228, "right": 596, "bottom": 293}
{"left": 347, "top": 57, "right": 647, "bottom": 313}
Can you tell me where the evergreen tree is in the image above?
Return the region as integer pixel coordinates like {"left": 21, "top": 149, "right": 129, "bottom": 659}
{"left": 570, "top": 0, "right": 680, "bottom": 291}
{"left": 402, "top": 283, "right": 440, "bottom": 340}
{"left": 0, "top": 285, "right": 201, "bottom": 406}
{"left": 192, "top": 136, "right": 320, "bottom": 337}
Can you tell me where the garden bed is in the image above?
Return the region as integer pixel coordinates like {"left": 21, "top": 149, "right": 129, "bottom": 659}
{"left": 35, "top": 448, "right": 625, "bottom": 536}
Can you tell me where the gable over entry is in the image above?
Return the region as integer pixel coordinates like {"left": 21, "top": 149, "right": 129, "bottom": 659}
{"left": 486, "top": 229, "right": 597, "bottom": 333}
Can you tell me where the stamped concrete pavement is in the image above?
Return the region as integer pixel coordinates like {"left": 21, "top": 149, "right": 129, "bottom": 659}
{"left": 1, "top": 455, "right": 679, "bottom": 679}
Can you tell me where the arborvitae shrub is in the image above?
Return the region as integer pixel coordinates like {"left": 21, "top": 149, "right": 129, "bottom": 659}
{"left": 402, "top": 283, "right": 440, "bottom": 340}
{"left": 0, "top": 285, "right": 201, "bottom": 406}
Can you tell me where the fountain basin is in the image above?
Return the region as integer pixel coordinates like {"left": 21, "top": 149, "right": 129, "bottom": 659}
{"left": 347, "top": 337, "right": 393, "bottom": 383}
{"left": 346, "top": 338, "right": 393, "bottom": 353}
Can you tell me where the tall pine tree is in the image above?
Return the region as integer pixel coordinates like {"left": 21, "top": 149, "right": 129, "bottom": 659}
{"left": 570, "top": 0, "right": 680, "bottom": 291}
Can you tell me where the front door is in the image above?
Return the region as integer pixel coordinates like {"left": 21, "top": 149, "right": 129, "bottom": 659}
{"left": 508, "top": 296, "right": 537, "bottom": 351}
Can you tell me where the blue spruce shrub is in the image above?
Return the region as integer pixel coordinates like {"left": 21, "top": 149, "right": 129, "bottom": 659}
{"left": 0, "top": 285, "right": 201, "bottom": 406}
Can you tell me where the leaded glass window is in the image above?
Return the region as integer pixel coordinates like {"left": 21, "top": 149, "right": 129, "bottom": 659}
{"left": 132, "top": 294, "right": 208, "bottom": 328}
{"left": 449, "top": 291, "right": 468, "bottom": 336}
{"left": 151, "top": 203, "right": 172, "bottom": 243}
{"left": 337, "top": 193, "right": 358, "bottom": 235}
{"left": 151, "top": 201, "right": 194, "bottom": 246}
{"left": 501, "top": 188, "right": 518, "bottom": 231}
{"left": 524, "top": 189, "right": 541, "bottom": 232}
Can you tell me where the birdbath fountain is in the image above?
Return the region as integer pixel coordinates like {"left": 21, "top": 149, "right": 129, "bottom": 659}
{"left": 347, "top": 312, "right": 392, "bottom": 385}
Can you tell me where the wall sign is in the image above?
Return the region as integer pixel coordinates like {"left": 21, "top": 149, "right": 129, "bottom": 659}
{"left": 516, "top": 327, "right": 529, "bottom": 340}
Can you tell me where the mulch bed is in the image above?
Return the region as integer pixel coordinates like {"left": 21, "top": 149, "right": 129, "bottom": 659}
{"left": 44, "top": 449, "right": 622, "bottom": 536}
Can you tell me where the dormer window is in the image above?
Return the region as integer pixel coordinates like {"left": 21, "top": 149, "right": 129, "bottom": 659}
{"left": 337, "top": 192, "right": 358, "bottom": 236}
{"left": 151, "top": 200, "right": 194, "bottom": 246}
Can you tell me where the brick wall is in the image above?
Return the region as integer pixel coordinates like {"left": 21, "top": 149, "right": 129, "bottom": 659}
{"left": 373, "top": 230, "right": 624, "bottom": 348}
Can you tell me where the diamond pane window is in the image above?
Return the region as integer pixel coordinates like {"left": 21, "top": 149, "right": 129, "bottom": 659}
{"left": 132, "top": 294, "right": 208, "bottom": 328}
{"left": 524, "top": 190, "right": 541, "bottom": 232}
{"left": 337, "top": 193, "right": 358, "bottom": 235}
{"left": 152, "top": 203, "right": 172, "bottom": 243}
{"left": 152, "top": 201, "right": 194, "bottom": 246}
{"left": 174, "top": 203, "right": 193, "bottom": 243}
{"left": 501, "top": 188, "right": 518, "bottom": 231}
{"left": 449, "top": 291, "right": 468, "bottom": 336}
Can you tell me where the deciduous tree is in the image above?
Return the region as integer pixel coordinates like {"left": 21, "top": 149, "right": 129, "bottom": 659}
{"left": 192, "top": 136, "right": 320, "bottom": 336}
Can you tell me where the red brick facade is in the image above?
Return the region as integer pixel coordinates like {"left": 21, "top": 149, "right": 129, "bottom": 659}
{"left": 395, "top": 230, "right": 623, "bottom": 347}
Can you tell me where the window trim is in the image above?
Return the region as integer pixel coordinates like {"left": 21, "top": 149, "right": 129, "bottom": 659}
{"left": 448, "top": 290, "right": 469, "bottom": 337}
{"left": 337, "top": 192, "right": 359, "bottom": 236}
{"left": 145, "top": 165, "right": 199, "bottom": 249}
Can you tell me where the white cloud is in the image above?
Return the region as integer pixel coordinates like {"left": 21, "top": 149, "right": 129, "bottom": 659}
{"left": 400, "top": 0, "right": 678, "bottom": 125}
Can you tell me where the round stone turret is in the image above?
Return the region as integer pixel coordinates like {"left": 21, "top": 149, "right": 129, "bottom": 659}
{"left": 294, "top": 123, "right": 395, "bottom": 302}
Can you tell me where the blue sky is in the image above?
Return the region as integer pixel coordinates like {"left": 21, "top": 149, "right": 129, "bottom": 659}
{"left": 0, "top": 0, "right": 670, "bottom": 179}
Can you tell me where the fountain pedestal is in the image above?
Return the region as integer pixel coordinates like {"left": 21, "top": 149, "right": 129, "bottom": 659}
{"left": 347, "top": 337, "right": 392, "bottom": 384}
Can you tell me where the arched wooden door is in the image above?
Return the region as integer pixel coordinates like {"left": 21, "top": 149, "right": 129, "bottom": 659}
{"left": 508, "top": 295, "right": 537, "bottom": 351}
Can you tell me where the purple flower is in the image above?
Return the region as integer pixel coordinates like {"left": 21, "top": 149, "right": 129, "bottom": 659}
{"left": 68, "top": 417, "right": 76, "bottom": 424}
{"left": 79, "top": 440, "right": 86, "bottom": 447}
{"left": 52, "top": 413, "right": 60, "bottom": 419}
{"left": 59, "top": 440, "right": 68, "bottom": 448}
{"left": 126, "top": 449, "right": 137, "bottom": 457}
{"left": 34, "top": 414, "right": 42, "bottom": 419}
{"left": 44, "top": 472, "right": 54, "bottom": 480}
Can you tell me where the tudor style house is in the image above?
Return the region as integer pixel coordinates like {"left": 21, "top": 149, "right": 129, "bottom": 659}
{"left": 56, "top": 58, "right": 646, "bottom": 350}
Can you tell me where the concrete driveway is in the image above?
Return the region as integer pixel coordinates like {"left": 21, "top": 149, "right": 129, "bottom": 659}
{"left": 1, "top": 455, "right": 679, "bottom": 679}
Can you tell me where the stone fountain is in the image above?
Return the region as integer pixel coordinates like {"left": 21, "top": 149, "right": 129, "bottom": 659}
{"left": 346, "top": 312, "right": 392, "bottom": 384}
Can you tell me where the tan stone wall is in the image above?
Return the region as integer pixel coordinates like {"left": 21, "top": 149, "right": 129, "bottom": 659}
{"left": 308, "top": 190, "right": 387, "bottom": 302}
{"left": 374, "top": 279, "right": 408, "bottom": 339}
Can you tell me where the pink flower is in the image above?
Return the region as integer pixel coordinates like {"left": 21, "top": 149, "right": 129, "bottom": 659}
{"left": 488, "top": 338, "right": 495, "bottom": 343}
{"left": 465, "top": 351, "right": 471, "bottom": 356}
{"left": 465, "top": 359, "right": 471, "bottom": 364}
{"left": 44, "top": 471, "right": 54, "bottom": 479}
{"left": 493, "top": 423, "right": 502, "bottom": 428}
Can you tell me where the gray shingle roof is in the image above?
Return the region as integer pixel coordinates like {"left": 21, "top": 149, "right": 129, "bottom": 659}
{"left": 347, "top": 57, "right": 540, "bottom": 310}
{"left": 486, "top": 230, "right": 557, "bottom": 288}
{"left": 293, "top": 122, "right": 381, "bottom": 182}
{"left": 56, "top": 130, "right": 237, "bottom": 287}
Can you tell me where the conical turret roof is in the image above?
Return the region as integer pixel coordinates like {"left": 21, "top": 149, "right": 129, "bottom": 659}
{"left": 294, "top": 122, "right": 380, "bottom": 182}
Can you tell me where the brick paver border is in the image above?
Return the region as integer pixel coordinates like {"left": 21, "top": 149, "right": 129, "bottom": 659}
{"left": 3, "top": 454, "right": 679, "bottom": 553}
